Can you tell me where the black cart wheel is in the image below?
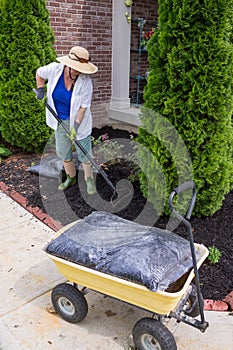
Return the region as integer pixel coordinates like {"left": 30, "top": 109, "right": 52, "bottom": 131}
{"left": 133, "top": 317, "right": 177, "bottom": 350}
{"left": 51, "top": 283, "right": 88, "bottom": 323}
{"left": 184, "top": 283, "right": 204, "bottom": 318}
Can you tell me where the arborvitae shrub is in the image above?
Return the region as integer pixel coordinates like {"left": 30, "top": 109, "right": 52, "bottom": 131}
{"left": 0, "top": 0, "right": 56, "bottom": 152}
{"left": 138, "top": 0, "right": 233, "bottom": 217}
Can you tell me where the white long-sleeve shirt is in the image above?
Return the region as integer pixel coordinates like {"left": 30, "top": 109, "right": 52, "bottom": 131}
{"left": 37, "top": 62, "right": 93, "bottom": 140}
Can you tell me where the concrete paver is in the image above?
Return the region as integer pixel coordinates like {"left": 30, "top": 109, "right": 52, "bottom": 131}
{"left": 0, "top": 193, "right": 64, "bottom": 316}
{"left": 174, "top": 311, "right": 233, "bottom": 349}
{"left": 1, "top": 190, "right": 233, "bottom": 350}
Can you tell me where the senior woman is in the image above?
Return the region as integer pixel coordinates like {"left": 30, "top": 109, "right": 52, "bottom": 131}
{"left": 34, "top": 46, "right": 98, "bottom": 194}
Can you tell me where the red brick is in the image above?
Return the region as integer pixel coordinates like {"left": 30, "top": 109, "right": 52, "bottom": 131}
{"left": 0, "top": 181, "right": 9, "bottom": 192}
{"left": 223, "top": 291, "right": 233, "bottom": 311}
{"left": 204, "top": 299, "right": 229, "bottom": 311}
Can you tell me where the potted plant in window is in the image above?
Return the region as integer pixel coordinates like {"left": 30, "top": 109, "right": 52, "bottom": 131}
{"left": 140, "top": 28, "right": 155, "bottom": 51}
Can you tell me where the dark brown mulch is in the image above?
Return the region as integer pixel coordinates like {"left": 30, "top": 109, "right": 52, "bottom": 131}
{"left": 0, "top": 126, "right": 232, "bottom": 301}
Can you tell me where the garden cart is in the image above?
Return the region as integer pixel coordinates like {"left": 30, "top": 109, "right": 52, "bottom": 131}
{"left": 45, "top": 181, "right": 209, "bottom": 350}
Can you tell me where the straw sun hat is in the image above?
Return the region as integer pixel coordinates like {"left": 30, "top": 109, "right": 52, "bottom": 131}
{"left": 57, "top": 46, "right": 98, "bottom": 74}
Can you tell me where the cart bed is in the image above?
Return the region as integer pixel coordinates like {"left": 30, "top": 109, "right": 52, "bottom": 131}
{"left": 46, "top": 243, "right": 208, "bottom": 315}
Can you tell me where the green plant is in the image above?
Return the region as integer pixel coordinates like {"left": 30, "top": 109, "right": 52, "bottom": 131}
{"left": 126, "top": 140, "right": 141, "bottom": 183}
{"left": 207, "top": 246, "right": 222, "bottom": 265}
{"left": 128, "top": 164, "right": 141, "bottom": 182}
{"left": 0, "top": 144, "right": 12, "bottom": 163}
{"left": 138, "top": 0, "right": 233, "bottom": 217}
{"left": 92, "top": 133, "right": 124, "bottom": 166}
{"left": 0, "top": 0, "right": 56, "bottom": 152}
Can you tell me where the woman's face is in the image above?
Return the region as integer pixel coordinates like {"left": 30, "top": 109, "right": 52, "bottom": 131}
{"left": 69, "top": 67, "right": 80, "bottom": 78}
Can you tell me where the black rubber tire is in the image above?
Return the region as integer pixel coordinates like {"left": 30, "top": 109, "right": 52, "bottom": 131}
{"left": 51, "top": 283, "right": 88, "bottom": 323}
{"left": 184, "top": 283, "right": 204, "bottom": 318}
{"left": 133, "top": 317, "right": 177, "bottom": 350}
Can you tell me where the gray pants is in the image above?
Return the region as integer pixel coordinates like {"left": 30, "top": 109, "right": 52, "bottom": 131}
{"left": 55, "top": 120, "right": 92, "bottom": 163}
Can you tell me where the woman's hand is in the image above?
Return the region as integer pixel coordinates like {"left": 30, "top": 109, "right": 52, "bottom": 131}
{"left": 73, "top": 120, "right": 80, "bottom": 132}
{"left": 34, "top": 87, "right": 45, "bottom": 100}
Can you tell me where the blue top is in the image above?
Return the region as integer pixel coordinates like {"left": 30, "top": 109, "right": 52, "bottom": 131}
{"left": 52, "top": 71, "right": 72, "bottom": 120}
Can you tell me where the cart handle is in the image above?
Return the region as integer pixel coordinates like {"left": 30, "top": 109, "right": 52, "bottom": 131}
{"left": 168, "top": 180, "right": 196, "bottom": 220}
{"left": 169, "top": 181, "right": 207, "bottom": 326}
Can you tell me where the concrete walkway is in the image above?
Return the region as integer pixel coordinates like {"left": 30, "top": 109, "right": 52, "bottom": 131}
{"left": 0, "top": 190, "right": 232, "bottom": 350}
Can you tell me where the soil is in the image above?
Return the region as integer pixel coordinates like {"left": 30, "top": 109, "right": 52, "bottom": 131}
{"left": 0, "top": 126, "right": 232, "bottom": 301}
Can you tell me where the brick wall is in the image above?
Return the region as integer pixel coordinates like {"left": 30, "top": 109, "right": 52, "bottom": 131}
{"left": 46, "top": 0, "right": 113, "bottom": 127}
{"left": 45, "top": 1, "right": 158, "bottom": 126}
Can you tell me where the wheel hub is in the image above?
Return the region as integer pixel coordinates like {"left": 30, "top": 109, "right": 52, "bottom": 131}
{"left": 141, "top": 334, "right": 162, "bottom": 350}
{"left": 58, "top": 297, "right": 75, "bottom": 316}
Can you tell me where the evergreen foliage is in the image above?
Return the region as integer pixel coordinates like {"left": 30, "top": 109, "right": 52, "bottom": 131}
{"left": 0, "top": 0, "right": 56, "bottom": 152}
{"left": 138, "top": 0, "right": 233, "bottom": 216}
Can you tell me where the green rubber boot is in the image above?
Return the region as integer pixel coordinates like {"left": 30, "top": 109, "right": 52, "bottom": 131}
{"left": 85, "top": 177, "right": 96, "bottom": 195}
{"left": 58, "top": 174, "right": 76, "bottom": 191}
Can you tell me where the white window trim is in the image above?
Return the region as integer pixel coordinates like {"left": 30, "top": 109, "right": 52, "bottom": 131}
{"left": 109, "top": 0, "right": 141, "bottom": 128}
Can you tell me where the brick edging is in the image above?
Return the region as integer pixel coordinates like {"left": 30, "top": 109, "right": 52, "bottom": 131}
{"left": 0, "top": 181, "right": 63, "bottom": 232}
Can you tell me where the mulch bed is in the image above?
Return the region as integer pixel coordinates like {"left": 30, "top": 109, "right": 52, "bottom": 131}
{"left": 0, "top": 126, "right": 233, "bottom": 302}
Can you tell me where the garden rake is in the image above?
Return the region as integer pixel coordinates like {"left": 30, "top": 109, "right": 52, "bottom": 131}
{"left": 33, "top": 90, "right": 132, "bottom": 208}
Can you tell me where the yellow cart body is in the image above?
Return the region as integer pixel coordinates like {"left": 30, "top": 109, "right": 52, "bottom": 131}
{"left": 46, "top": 227, "right": 208, "bottom": 316}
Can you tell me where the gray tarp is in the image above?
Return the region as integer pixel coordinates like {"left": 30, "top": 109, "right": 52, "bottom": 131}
{"left": 28, "top": 153, "right": 81, "bottom": 178}
{"left": 45, "top": 211, "right": 201, "bottom": 292}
